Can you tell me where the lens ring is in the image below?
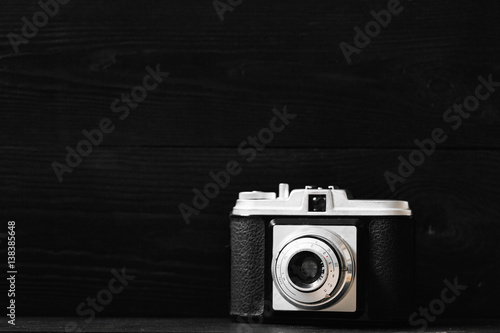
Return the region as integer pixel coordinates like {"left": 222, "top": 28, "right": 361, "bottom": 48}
{"left": 272, "top": 228, "right": 355, "bottom": 309}
{"left": 275, "top": 237, "right": 341, "bottom": 305}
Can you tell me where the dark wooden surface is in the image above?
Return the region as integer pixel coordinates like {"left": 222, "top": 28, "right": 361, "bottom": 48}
{"left": 0, "top": 0, "right": 499, "bottom": 322}
{"left": 3, "top": 318, "right": 500, "bottom": 333}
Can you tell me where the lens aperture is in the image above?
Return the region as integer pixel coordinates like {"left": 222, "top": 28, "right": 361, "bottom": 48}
{"left": 288, "top": 251, "right": 324, "bottom": 288}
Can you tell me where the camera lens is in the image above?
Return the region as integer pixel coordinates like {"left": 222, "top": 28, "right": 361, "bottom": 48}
{"left": 273, "top": 230, "right": 355, "bottom": 309}
{"left": 288, "top": 251, "right": 324, "bottom": 289}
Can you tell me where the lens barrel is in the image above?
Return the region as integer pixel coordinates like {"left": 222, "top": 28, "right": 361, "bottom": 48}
{"left": 272, "top": 229, "right": 354, "bottom": 309}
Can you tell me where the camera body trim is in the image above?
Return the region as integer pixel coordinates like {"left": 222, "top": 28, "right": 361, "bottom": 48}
{"left": 233, "top": 184, "right": 411, "bottom": 216}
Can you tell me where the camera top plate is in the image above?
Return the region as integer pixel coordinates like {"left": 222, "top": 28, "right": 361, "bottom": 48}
{"left": 232, "top": 183, "right": 411, "bottom": 216}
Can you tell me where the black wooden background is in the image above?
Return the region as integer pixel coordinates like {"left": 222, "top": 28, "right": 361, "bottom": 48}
{"left": 0, "top": 0, "right": 499, "bottom": 320}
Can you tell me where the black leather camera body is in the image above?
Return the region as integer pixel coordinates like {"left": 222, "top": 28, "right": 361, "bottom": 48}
{"left": 230, "top": 184, "right": 414, "bottom": 323}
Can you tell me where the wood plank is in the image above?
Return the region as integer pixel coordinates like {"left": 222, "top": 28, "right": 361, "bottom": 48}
{"left": 1, "top": 147, "right": 499, "bottom": 317}
{"left": 0, "top": 1, "right": 499, "bottom": 147}
{"left": 7, "top": 317, "right": 500, "bottom": 333}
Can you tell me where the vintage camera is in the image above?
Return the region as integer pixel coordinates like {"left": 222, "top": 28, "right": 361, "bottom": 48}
{"left": 230, "top": 184, "right": 414, "bottom": 322}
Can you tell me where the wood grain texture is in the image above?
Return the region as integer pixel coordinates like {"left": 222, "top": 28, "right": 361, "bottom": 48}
{"left": 0, "top": 1, "right": 499, "bottom": 148}
{"left": 0, "top": 0, "right": 499, "bottom": 322}
{"left": 1, "top": 148, "right": 499, "bottom": 317}
{"left": 5, "top": 318, "right": 500, "bottom": 333}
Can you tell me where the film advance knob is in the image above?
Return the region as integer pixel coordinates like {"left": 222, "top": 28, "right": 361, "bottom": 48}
{"left": 238, "top": 191, "right": 276, "bottom": 200}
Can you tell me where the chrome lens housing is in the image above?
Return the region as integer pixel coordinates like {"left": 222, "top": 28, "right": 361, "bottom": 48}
{"left": 272, "top": 228, "right": 355, "bottom": 309}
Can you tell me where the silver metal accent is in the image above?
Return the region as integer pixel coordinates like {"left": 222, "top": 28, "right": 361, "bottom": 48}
{"left": 238, "top": 191, "right": 276, "bottom": 200}
{"left": 272, "top": 225, "right": 357, "bottom": 312}
{"left": 276, "top": 237, "right": 339, "bottom": 292}
{"left": 278, "top": 183, "right": 289, "bottom": 199}
{"left": 232, "top": 183, "right": 411, "bottom": 216}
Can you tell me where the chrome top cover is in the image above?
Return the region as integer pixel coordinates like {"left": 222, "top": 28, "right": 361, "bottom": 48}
{"left": 232, "top": 183, "right": 411, "bottom": 216}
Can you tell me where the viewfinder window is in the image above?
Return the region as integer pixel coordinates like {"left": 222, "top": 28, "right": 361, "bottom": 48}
{"left": 308, "top": 195, "right": 326, "bottom": 212}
